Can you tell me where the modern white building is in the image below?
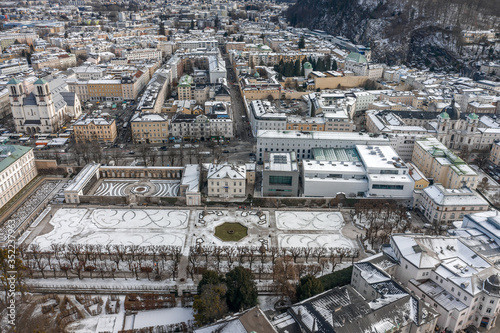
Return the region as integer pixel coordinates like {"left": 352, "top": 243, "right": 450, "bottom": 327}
{"left": 0, "top": 145, "right": 37, "bottom": 209}
{"left": 207, "top": 163, "right": 246, "bottom": 198}
{"left": 302, "top": 145, "right": 414, "bottom": 198}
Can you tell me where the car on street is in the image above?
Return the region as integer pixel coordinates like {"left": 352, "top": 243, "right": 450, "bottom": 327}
{"left": 223, "top": 150, "right": 230, "bottom": 153}
{"left": 128, "top": 151, "right": 135, "bottom": 154}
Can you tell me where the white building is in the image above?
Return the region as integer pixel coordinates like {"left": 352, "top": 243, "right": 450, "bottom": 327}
{"left": 8, "top": 77, "right": 82, "bottom": 134}
{"left": 178, "top": 40, "right": 218, "bottom": 50}
{"left": 0, "top": 145, "right": 37, "bottom": 209}
{"left": 353, "top": 91, "right": 376, "bottom": 112}
{"left": 0, "top": 58, "right": 29, "bottom": 75}
{"left": 302, "top": 145, "right": 414, "bottom": 198}
{"left": 123, "top": 48, "right": 162, "bottom": 62}
{"left": 414, "top": 184, "right": 489, "bottom": 226}
{"left": 256, "top": 130, "right": 391, "bottom": 161}
{"left": 208, "top": 53, "right": 227, "bottom": 84}
{"left": 248, "top": 100, "right": 287, "bottom": 136}
{"left": 380, "top": 234, "right": 500, "bottom": 332}
{"left": 207, "top": 163, "right": 246, "bottom": 198}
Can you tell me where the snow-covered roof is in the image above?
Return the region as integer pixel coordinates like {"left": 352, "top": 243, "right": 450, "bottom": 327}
{"left": 422, "top": 185, "right": 488, "bottom": 207}
{"left": 207, "top": 163, "right": 246, "bottom": 180}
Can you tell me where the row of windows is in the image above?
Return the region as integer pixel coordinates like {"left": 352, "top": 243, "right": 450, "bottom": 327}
{"left": 372, "top": 184, "right": 404, "bottom": 190}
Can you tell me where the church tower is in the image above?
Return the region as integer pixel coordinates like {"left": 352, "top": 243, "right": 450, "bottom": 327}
{"left": 7, "top": 78, "right": 25, "bottom": 132}
{"left": 34, "top": 78, "right": 57, "bottom": 133}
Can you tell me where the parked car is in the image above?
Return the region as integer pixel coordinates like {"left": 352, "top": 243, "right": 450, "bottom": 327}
{"left": 128, "top": 151, "right": 135, "bottom": 154}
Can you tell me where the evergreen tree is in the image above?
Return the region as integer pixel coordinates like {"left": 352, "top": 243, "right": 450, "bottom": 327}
{"left": 325, "top": 56, "right": 332, "bottom": 71}
{"left": 197, "top": 270, "right": 224, "bottom": 294}
{"left": 294, "top": 59, "right": 301, "bottom": 76}
{"left": 159, "top": 22, "right": 165, "bottom": 36}
{"left": 298, "top": 35, "right": 305, "bottom": 49}
{"left": 225, "top": 267, "right": 258, "bottom": 312}
{"left": 332, "top": 59, "right": 338, "bottom": 71}
{"left": 190, "top": 19, "right": 195, "bottom": 30}
{"left": 316, "top": 58, "right": 325, "bottom": 72}
{"left": 193, "top": 284, "right": 228, "bottom": 325}
{"left": 214, "top": 15, "right": 219, "bottom": 30}
{"left": 296, "top": 275, "right": 324, "bottom": 301}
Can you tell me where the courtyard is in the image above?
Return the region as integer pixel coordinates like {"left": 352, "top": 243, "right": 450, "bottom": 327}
{"left": 92, "top": 179, "right": 180, "bottom": 197}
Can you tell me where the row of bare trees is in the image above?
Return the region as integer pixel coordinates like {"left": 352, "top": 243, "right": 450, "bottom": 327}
{"left": 19, "top": 243, "right": 359, "bottom": 283}
{"left": 19, "top": 244, "right": 182, "bottom": 281}
{"left": 187, "top": 245, "right": 359, "bottom": 282}
{"left": 70, "top": 141, "right": 228, "bottom": 167}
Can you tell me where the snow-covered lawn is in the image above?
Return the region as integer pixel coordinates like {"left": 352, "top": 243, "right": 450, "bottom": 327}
{"left": 275, "top": 211, "right": 344, "bottom": 230}
{"left": 278, "top": 233, "right": 353, "bottom": 249}
{"left": 193, "top": 210, "right": 269, "bottom": 247}
{"left": 31, "top": 208, "right": 190, "bottom": 250}
{"left": 132, "top": 308, "right": 194, "bottom": 329}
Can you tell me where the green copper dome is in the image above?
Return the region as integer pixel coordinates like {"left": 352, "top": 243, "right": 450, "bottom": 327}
{"left": 303, "top": 62, "right": 312, "bottom": 69}
{"left": 439, "top": 111, "right": 450, "bottom": 119}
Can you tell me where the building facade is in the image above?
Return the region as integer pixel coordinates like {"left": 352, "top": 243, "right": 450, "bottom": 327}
{"left": 0, "top": 145, "right": 37, "bottom": 209}
{"left": 9, "top": 77, "right": 81, "bottom": 134}
{"left": 207, "top": 163, "right": 246, "bottom": 198}
{"left": 262, "top": 152, "right": 299, "bottom": 197}
{"left": 411, "top": 137, "right": 478, "bottom": 189}
{"left": 73, "top": 117, "right": 117, "bottom": 143}
{"left": 414, "top": 184, "right": 489, "bottom": 225}
{"left": 130, "top": 113, "right": 169, "bottom": 144}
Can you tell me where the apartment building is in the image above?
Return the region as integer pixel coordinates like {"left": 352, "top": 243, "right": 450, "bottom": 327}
{"left": 207, "top": 163, "right": 246, "bottom": 198}
{"left": 490, "top": 142, "right": 500, "bottom": 166}
{"left": 0, "top": 145, "right": 37, "bottom": 209}
{"left": 73, "top": 116, "right": 117, "bottom": 143}
{"left": 87, "top": 79, "right": 122, "bottom": 102}
{"left": 123, "top": 48, "right": 162, "bottom": 61}
{"left": 414, "top": 184, "right": 489, "bottom": 225}
{"left": 377, "top": 234, "right": 500, "bottom": 332}
{"left": 411, "top": 137, "right": 478, "bottom": 189}
{"left": 130, "top": 113, "right": 169, "bottom": 144}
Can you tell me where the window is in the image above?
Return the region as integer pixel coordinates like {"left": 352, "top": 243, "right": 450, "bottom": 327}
{"left": 372, "top": 184, "right": 404, "bottom": 190}
{"left": 269, "top": 175, "right": 292, "bottom": 185}
{"left": 486, "top": 308, "right": 492, "bottom": 313}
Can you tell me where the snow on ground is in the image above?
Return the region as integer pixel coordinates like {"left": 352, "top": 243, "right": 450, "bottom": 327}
{"left": 278, "top": 233, "right": 353, "bottom": 249}
{"left": 275, "top": 211, "right": 344, "bottom": 230}
{"left": 258, "top": 295, "right": 281, "bottom": 312}
{"left": 94, "top": 179, "right": 180, "bottom": 197}
{"left": 131, "top": 308, "right": 194, "bottom": 329}
{"left": 31, "top": 208, "right": 189, "bottom": 250}
{"left": 193, "top": 209, "right": 270, "bottom": 247}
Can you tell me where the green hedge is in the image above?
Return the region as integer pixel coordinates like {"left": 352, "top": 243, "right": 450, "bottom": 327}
{"left": 318, "top": 266, "right": 353, "bottom": 290}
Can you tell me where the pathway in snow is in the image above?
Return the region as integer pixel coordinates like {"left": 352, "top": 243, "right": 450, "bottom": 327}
{"left": 28, "top": 208, "right": 356, "bottom": 254}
